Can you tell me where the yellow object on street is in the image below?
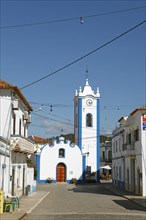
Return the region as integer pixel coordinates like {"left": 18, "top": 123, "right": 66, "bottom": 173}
{"left": 0, "top": 191, "right": 4, "bottom": 214}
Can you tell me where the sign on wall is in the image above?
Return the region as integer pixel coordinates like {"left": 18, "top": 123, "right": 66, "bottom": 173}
{"left": 142, "top": 114, "right": 146, "bottom": 130}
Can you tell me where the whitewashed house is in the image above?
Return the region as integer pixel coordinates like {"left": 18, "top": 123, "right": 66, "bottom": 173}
{"left": 100, "top": 141, "right": 112, "bottom": 177}
{"left": 100, "top": 141, "right": 112, "bottom": 166}
{"left": 112, "top": 106, "right": 146, "bottom": 196}
{"left": 0, "top": 80, "right": 35, "bottom": 196}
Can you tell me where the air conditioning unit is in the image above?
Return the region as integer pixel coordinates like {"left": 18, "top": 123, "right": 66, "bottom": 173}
{"left": 27, "top": 115, "right": 32, "bottom": 123}
{"left": 23, "top": 111, "right": 29, "bottom": 120}
{"left": 13, "top": 99, "right": 18, "bottom": 110}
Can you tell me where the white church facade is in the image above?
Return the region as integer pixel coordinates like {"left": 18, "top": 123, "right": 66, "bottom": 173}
{"left": 36, "top": 79, "right": 101, "bottom": 183}
{"left": 36, "top": 137, "right": 84, "bottom": 183}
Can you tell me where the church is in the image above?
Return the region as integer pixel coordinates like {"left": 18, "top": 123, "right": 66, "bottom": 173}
{"left": 36, "top": 79, "right": 101, "bottom": 183}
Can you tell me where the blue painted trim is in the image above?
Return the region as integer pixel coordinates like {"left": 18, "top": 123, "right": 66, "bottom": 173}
{"left": 78, "top": 98, "right": 82, "bottom": 150}
{"left": 39, "top": 180, "right": 49, "bottom": 183}
{"left": 36, "top": 153, "right": 40, "bottom": 183}
{"left": 96, "top": 99, "right": 100, "bottom": 182}
{"left": 113, "top": 179, "right": 125, "bottom": 189}
{"left": 82, "top": 155, "right": 86, "bottom": 183}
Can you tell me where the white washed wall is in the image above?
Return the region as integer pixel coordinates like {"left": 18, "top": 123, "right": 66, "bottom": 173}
{"left": 82, "top": 98, "right": 97, "bottom": 172}
{"left": 0, "top": 92, "right": 12, "bottom": 138}
{"left": 0, "top": 154, "right": 10, "bottom": 194}
{"left": 40, "top": 141, "right": 82, "bottom": 181}
{"left": 112, "top": 109, "right": 146, "bottom": 195}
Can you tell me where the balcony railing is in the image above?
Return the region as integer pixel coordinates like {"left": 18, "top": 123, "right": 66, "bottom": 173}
{"left": 123, "top": 142, "right": 135, "bottom": 151}
{"left": 122, "top": 142, "right": 135, "bottom": 156}
{"left": 10, "top": 135, "right": 34, "bottom": 154}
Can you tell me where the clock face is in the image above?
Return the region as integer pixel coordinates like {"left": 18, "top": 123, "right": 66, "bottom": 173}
{"left": 86, "top": 99, "right": 93, "bottom": 106}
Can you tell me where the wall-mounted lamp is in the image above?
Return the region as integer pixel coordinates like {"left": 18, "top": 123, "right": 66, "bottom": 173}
{"left": 86, "top": 152, "right": 89, "bottom": 156}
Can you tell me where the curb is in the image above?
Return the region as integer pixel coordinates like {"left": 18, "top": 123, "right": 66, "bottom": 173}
{"left": 103, "top": 185, "right": 146, "bottom": 209}
{"left": 18, "top": 191, "right": 50, "bottom": 220}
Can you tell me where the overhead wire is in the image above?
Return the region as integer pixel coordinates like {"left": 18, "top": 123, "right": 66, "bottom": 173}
{"left": 32, "top": 112, "right": 74, "bottom": 126}
{"left": 0, "top": 6, "right": 145, "bottom": 29}
{"left": 20, "top": 19, "right": 146, "bottom": 90}
{"left": 30, "top": 101, "right": 144, "bottom": 110}
{"left": 29, "top": 101, "right": 72, "bottom": 108}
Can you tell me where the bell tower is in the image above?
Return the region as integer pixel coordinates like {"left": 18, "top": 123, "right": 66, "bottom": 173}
{"left": 74, "top": 79, "right": 101, "bottom": 181}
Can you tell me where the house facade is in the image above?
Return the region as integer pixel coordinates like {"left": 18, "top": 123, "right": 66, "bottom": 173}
{"left": 100, "top": 141, "right": 112, "bottom": 166}
{"left": 112, "top": 106, "right": 146, "bottom": 196}
{"left": 100, "top": 141, "right": 112, "bottom": 177}
{"left": 0, "top": 80, "right": 34, "bottom": 196}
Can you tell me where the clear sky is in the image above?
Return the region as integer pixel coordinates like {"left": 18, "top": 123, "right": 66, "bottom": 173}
{"left": 0, "top": 0, "right": 146, "bottom": 138}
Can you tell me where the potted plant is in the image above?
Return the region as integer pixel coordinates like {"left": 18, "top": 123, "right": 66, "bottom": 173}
{"left": 71, "top": 178, "right": 77, "bottom": 184}
{"left": 47, "top": 177, "right": 53, "bottom": 183}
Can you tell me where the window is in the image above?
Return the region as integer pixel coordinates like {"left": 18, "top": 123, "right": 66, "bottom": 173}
{"left": 13, "top": 114, "right": 16, "bottom": 135}
{"left": 59, "top": 148, "right": 65, "bottom": 158}
{"left": 108, "top": 150, "right": 112, "bottom": 162}
{"left": 119, "top": 137, "right": 121, "bottom": 151}
{"left": 86, "top": 113, "right": 93, "bottom": 127}
{"left": 113, "top": 141, "right": 115, "bottom": 153}
{"left": 116, "top": 140, "right": 118, "bottom": 152}
{"left": 119, "top": 166, "right": 121, "bottom": 180}
{"left": 102, "top": 151, "right": 105, "bottom": 160}
{"left": 19, "top": 119, "right": 21, "bottom": 135}
{"left": 24, "top": 123, "right": 26, "bottom": 137}
{"left": 126, "top": 133, "right": 131, "bottom": 144}
{"left": 134, "top": 128, "right": 139, "bottom": 142}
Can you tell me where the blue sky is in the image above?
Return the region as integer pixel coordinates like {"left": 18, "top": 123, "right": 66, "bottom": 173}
{"left": 0, "top": 0, "right": 146, "bottom": 138}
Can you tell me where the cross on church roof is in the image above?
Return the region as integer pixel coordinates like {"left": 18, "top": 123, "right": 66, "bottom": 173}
{"left": 85, "top": 67, "right": 89, "bottom": 80}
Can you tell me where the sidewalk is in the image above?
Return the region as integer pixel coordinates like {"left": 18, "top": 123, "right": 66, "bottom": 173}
{"left": 101, "top": 180, "right": 146, "bottom": 209}
{"left": 0, "top": 181, "right": 145, "bottom": 220}
{"left": 0, "top": 188, "right": 50, "bottom": 220}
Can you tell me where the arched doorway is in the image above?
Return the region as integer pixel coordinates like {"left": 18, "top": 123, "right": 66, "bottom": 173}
{"left": 56, "top": 163, "right": 66, "bottom": 182}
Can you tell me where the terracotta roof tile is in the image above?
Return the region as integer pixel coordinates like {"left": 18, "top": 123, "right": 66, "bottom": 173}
{"left": 0, "top": 80, "right": 33, "bottom": 111}
{"left": 130, "top": 106, "right": 146, "bottom": 116}
{"left": 0, "top": 80, "right": 13, "bottom": 88}
{"left": 32, "top": 135, "right": 52, "bottom": 144}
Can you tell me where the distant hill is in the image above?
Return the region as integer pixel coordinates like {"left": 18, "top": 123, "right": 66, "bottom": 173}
{"left": 50, "top": 134, "right": 112, "bottom": 144}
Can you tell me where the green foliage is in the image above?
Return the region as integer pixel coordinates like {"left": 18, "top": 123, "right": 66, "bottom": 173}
{"left": 50, "top": 133, "right": 75, "bottom": 143}
{"left": 100, "top": 135, "right": 112, "bottom": 143}
{"left": 27, "top": 159, "right": 37, "bottom": 179}
{"left": 50, "top": 134, "right": 111, "bottom": 144}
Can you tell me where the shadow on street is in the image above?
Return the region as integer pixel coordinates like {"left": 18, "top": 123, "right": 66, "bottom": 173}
{"left": 68, "top": 182, "right": 146, "bottom": 212}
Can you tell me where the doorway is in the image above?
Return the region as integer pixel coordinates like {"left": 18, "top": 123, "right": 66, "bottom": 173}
{"left": 131, "top": 159, "right": 135, "bottom": 192}
{"left": 56, "top": 163, "right": 66, "bottom": 182}
{"left": 12, "top": 168, "right": 15, "bottom": 196}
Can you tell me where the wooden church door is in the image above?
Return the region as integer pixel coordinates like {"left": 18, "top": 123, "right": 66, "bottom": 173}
{"left": 57, "top": 163, "right": 66, "bottom": 182}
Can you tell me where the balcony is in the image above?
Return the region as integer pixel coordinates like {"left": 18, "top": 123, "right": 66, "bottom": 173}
{"left": 122, "top": 142, "right": 135, "bottom": 157}
{"left": 10, "top": 135, "right": 34, "bottom": 154}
